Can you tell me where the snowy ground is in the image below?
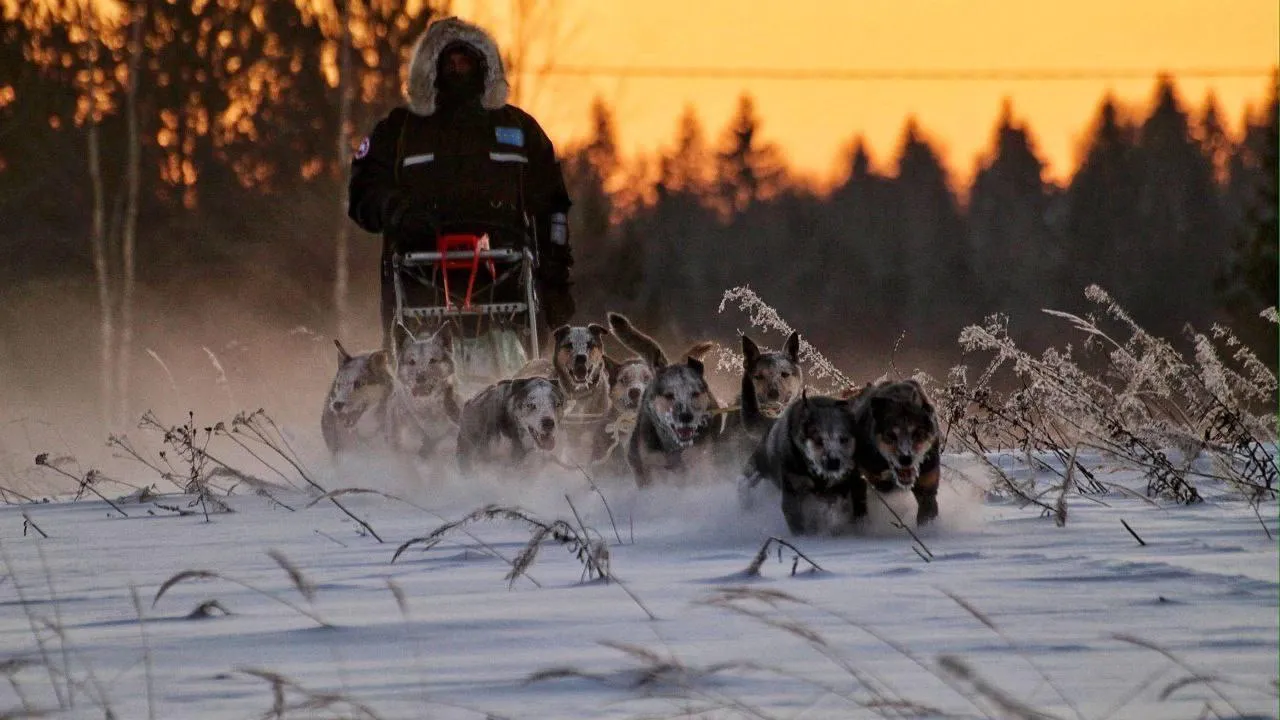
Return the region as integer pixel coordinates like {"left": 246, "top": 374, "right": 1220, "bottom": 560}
{"left": 0, "top": 447, "right": 1276, "bottom": 719}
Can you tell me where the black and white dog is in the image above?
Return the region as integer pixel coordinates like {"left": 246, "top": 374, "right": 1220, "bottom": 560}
{"left": 456, "top": 377, "right": 566, "bottom": 475}
{"left": 741, "top": 393, "right": 860, "bottom": 535}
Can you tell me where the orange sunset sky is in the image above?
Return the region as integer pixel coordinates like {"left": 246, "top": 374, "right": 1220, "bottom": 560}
{"left": 452, "top": 0, "right": 1278, "bottom": 186}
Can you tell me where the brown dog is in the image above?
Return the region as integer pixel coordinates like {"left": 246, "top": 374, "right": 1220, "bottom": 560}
{"left": 850, "top": 379, "right": 942, "bottom": 525}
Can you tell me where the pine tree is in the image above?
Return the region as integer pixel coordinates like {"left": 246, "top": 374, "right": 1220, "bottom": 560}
{"left": 967, "top": 101, "right": 1061, "bottom": 345}
{"left": 657, "top": 105, "right": 711, "bottom": 199}
{"left": 888, "top": 117, "right": 972, "bottom": 336}
{"left": 1063, "top": 94, "right": 1142, "bottom": 308}
{"left": 818, "top": 137, "right": 902, "bottom": 346}
{"left": 1219, "top": 75, "right": 1278, "bottom": 362}
{"left": 713, "top": 94, "right": 786, "bottom": 217}
{"left": 1130, "top": 76, "right": 1224, "bottom": 332}
{"left": 563, "top": 99, "right": 636, "bottom": 317}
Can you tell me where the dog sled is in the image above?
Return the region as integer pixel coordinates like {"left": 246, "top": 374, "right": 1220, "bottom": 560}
{"left": 389, "top": 219, "right": 542, "bottom": 394}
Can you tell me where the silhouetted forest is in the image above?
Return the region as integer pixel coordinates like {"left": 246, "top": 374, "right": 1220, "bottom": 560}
{"left": 1, "top": 3, "right": 1276, "bottom": 429}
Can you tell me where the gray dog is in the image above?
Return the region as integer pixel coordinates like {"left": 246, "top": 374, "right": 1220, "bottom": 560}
{"left": 456, "top": 377, "right": 566, "bottom": 474}
{"left": 609, "top": 313, "right": 723, "bottom": 487}
{"left": 321, "top": 340, "right": 393, "bottom": 455}
{"left": 385, "top": 322, "right": 461, "bottom": 458}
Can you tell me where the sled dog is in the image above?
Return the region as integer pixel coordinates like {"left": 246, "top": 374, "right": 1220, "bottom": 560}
{"left": 456, "top": 377, "right": 565, "bottom": 474}
{"left": 851, "top": 379, "right": 942, "bottom": 525}
{"left": 321, "top": 340, "right": 394, "bottom": 454}
{"left": 385, "top": 322, "right": 462, "bottom": 457}
{"left": 742, "top": 393, "right": 859, "bottom": 535}
{"left": 608, "top": 312, "right": 724, "bottom": 486}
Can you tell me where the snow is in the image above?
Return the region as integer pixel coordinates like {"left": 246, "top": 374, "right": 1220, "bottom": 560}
{"left": 0, "top": 448, "right": 1276, "bottom": 719}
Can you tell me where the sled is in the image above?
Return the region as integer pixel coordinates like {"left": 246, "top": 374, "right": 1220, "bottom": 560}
{"left": 389, "top": 220, "right": 541, "bottom": 393}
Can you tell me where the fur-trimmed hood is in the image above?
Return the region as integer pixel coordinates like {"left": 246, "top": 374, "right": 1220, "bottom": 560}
{"left": 406, "top": 17, "right": 509, "bottom": 116}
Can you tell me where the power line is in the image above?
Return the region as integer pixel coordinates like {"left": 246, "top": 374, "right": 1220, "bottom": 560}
{"left": 535, "top": 65, "right": 1277, "bottom": 82}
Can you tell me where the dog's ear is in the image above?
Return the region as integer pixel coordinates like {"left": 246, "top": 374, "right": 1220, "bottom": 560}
{"left": 903, "top": 379, "right": 932, "bottom": 410}
{"left": 368, "top": 350, "right": 392, "bottom": 378}
{"left": 682, "top": 341, "right": 715, "bottom": 362}
{"left": 553, "top": 325, "right": 571, "bottom": 345}
{"left": 334, "top": 339, "right": 352, "bottom": 365}
{"left": 393, "top": 323, "right": 415, "bottom": 351}
{"left": 740, "top": 334, "right": 761, "bottom": 368}
{"left": 686, "top": 356, "right": 705, "bottom": 376}
{"left": 603, "top": 355, "right": 622, "bottom": 383}
{"left": 433, "top": 320, "right": 456, "bottom": 351}
{"left": 795, "top": 389, "right": 811, "bottom": 422}
{"left": 587, "top": 323, "right": 610, "bottom": 342}
{"left": 784, "top": 331, "right": 801, "bottom": 364}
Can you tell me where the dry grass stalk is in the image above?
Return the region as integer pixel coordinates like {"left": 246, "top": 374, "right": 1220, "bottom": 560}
{"left": 21, "top": 513, "right": 48, "bottom": 539}
{"left": 32, "top": 455, "right": 129, "bottom": 518}
{"left": 230, "top": 410, "right": 383, "bottom": 542}
{"left": 742, "top": 537, "right": 825, "bottom": 577}
{"left": 235, "top": 667, "right": 383, "bottom": 720}
{"left": 941, "top": 589, "right": 1085, "bottom": 720}
{"left": 151, "top": 564, "right": 330, "bottom": 628}
{"left": 937, "top": 655, "right": 1063, "bottom": 720}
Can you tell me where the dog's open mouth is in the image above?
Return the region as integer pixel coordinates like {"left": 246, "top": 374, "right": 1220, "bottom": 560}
{"left": 893, "top": 465, "right": 919, "bottom": 488}
{"left": 334, "top": 404, "right": 367, "bottom": 428}
{"left": 761, "top": 401, "right": 786, "bottom": 418}
{"left": 411, "top": 383, "right": 436, "bottom": 397}
{"left": 673, "top": 425, "right": 697, "bottom": 445}
{"left": 530, "top": 428, "right": 557, "bottom": 451}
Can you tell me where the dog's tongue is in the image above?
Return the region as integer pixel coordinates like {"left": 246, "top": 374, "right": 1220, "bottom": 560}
{"left": 675, "top": 427, "right": 696, "bottom": 442}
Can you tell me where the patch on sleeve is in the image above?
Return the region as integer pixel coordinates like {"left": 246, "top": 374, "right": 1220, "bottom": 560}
{"left": 354, "top": 137, "right": 370, "bottom": 160}
{"left": 495, "top": 126, "right": 525, "bottom": 147}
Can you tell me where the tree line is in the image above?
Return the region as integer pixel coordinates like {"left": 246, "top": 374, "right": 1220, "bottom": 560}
{"left": 566, "top": 83, "right": 1277, "bottom": 371}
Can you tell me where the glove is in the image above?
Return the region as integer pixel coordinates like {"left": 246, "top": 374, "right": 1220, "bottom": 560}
{"left": 382, "top": 193, "right": 438, "bottom": 246}
{"left": 541, "top": 281, "right": 576, "bottom": 329}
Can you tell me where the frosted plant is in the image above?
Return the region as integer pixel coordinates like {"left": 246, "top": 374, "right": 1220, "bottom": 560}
{"left": 718, "top": 286, "right": 852, "bottom": 392}
{"left": 950, "top": 286, "right": 1276, "bottom": 507}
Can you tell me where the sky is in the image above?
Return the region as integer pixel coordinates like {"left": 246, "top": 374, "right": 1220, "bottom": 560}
{"left": 455, "top": 0, "right": 1278, "bottom": 186}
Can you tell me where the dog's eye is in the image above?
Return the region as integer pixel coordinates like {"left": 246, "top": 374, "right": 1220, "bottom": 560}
{"left": 753, "top": 373, "right": 765, "bottom": 381}
{"left": 525, "top": 402, "right": 537, "bottom": 412}
{"left": 780, "top": 371, "right": 792, "bottom": 379}
{"left": 663, "top": 391, "right": 676, "bottom": 401}
{"left": 838, "top": 435, "right": 851, "bottom": 445}
{"left": 406, "top": 358, "right": 416, "bottom": 366}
